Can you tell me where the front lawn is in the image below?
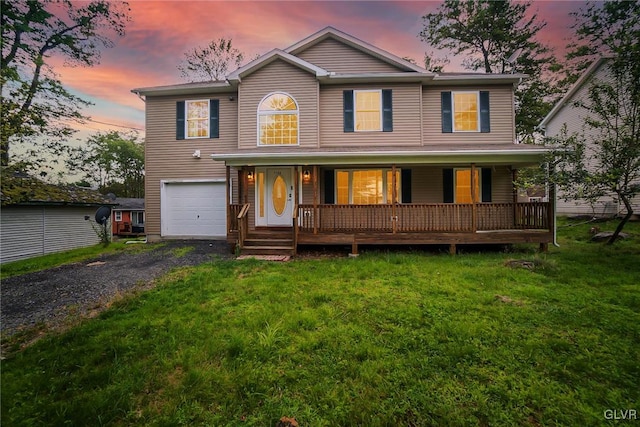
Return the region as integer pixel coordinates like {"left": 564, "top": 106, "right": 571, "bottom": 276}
{"left": 2, "top": 220, "right": 639, "bottom": 426}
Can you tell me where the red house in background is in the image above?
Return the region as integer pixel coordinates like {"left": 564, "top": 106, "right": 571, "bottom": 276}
{"left": 112, "top": 198, "right": 145, "bottom": 236}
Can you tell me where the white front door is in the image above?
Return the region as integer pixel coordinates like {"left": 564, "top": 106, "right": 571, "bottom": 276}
{"left": 255, "top": 168, "right": 294, "bottom": 227}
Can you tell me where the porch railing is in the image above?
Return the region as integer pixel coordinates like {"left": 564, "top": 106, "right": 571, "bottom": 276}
{"left": 236, "top": 203, "right": 250, "bottom": 249}
{"left": 229, "top": 204, "right": 243, "bottom": 232}
{"left": 297, "top": 202, "right": 550, "bottom": 233}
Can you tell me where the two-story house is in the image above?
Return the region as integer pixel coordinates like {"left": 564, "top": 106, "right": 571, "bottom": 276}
{"left": 133, "top": 27, "right": 554, "bottom": 255}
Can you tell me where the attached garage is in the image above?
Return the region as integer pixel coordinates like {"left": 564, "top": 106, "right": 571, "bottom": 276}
{"left": 161, "top": 180, "right": 227, "bottom": 238}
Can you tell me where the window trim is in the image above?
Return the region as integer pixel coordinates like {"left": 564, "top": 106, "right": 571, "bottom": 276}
{"left": 451, "top": 91, "right": 480, "bottom": 133}
{"left": 354, "top": 89, "right": 383, "bottom": 132}
{"left": 257, "top": 91, "right": 300, "bottom": 146}
{"left": 185, "top": 99, "right": 210, "bottom": 139}
{"left": 334, "top": 168, "right": 401, "bottom": 204}
{"left": 453, "top": 167, "right": 481, "bottom": 204}
{"left": 132, "top": 211, "right": 144, "bottom": 225}
{"left": 114, "top": 211, "right": 122, "bottom": 222}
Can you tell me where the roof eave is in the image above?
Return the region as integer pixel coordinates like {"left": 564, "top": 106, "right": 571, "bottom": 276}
{"left": 131, "top": 81, "right": 235, "bottom": 97}
{"left": 431, "top": 73, "right": 527, "bottom": 85}
{"left": 211, "top": 149, "right": 552, "bottom": 167}
{"left": 539, "top": 57, "right": 613, "bottom": 129}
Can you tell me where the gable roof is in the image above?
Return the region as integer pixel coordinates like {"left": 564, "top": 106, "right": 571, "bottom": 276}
{"left": 539, "top": 57, "right": 612, "bottom": 129}
{"left": 227, "top": 49, "right": 329, "bottom": 82}
{"left": 285, "top": 26, "right": 430, "bottom": 74}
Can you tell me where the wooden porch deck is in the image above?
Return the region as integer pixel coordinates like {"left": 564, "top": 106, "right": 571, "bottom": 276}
{"left": 230, "top": 202, "right": 553, "bottom": 255}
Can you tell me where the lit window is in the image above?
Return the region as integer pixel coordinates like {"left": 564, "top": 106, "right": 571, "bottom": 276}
{"left": 455, "top": 169, "right": 480, "bottom": 203}
{"left": 186, "top": 100, "right": 209, "bottom": 138}
{"left": 335, "top": 169, "right": 400, "bottom": 204}
{"left": 453, "top": 92, "right": 479, "bottom": 132}
{"left": 258, "top": 93, "right": 299, "bottom": 145}
{"left": 355, "top": 90, "right": 382, "bottom": 131}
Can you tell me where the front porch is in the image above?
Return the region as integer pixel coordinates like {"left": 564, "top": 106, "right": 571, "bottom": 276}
{"left": 230, "top": 201, "right": 553, "bottom": 255}
{"left": 215, "top": 147, "right": 556, "bottom": 256}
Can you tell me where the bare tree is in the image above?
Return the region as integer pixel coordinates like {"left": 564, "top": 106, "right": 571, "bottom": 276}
{"left": 178, "top": 37, "right": 244, "bottom": 82}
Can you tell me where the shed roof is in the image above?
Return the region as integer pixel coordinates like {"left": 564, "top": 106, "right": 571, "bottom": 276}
{"left": 1, "top": 171, "right": 115, "bottom": 207}
{"left": 113, "top": 197, "right": 145, "bottom": 210}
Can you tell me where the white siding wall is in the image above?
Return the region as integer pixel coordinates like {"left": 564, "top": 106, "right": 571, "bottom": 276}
{"left": 1, "top": 206, "right": 101, "bottom": 264}
{"left": 545, "top": 61, "right": 640, "bottom": 216}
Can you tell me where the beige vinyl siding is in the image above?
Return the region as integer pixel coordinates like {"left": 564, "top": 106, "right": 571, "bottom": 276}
{"left": 411, "top": 166, "right": 513, "bottom": 203}
{"left": 144, "top": 94, "right": 237, "bottom": 239}
{"left": 301, "top": 165, "right": 513, "bottom": 206}
{"left": 238, "top": 59, "right": 318, "bottom": 149}
{"left": 295, "top": 38, "right": 402, "bottom": 73}
{"left": 319, "top": 83, "right": 422, "bottom": 147}
{"left": 1, "top": 206, "right": 100, "bottom": 263}
{"left": 423, "top": 85, "right": 515, "bottom": 144}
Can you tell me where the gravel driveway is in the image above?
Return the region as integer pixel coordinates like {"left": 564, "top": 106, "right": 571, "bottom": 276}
{"left": 1, "top": 240, "right": 231, "bottom": 338}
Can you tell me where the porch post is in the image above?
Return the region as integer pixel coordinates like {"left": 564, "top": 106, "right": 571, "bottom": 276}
{"left": 313, "top": 165, "right": 318, "bottom": 234}
{"left": 392, "top": 164, "right": 397, "bottom": 234}
{"left": 512, "top": 168, "right": 518, "bottom": 227}
{"left": 226, "top": 166, "right": 231, "bottom": 234}
{"left": 471, "top": 163, "right": 477, "bottom": 232}
{"left": 294, "top": 165, "right": 299, "bottom": 207}
{"left": 547, "top": 167, "right": 556, "bottom": 235}
{"left": 243, "top": 169, "right": 249, "bottom": 204}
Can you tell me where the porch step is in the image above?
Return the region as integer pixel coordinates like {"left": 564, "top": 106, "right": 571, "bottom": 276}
{"left": 244, "top": 238, "right": 293, "bottom": 246}
{"left": 240, "top": 228, "right": 295, "bottom": 256}
{"left": 241, "top": 245, "right": 295, "bottom": 256}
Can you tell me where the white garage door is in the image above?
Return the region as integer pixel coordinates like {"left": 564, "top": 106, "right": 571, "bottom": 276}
{"left": 162, "top": 181, "right": 226, "bottom": 238}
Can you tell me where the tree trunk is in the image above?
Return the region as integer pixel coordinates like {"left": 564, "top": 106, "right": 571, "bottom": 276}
{"left": 607, "top": 195, "right": 634, "bottom": 245}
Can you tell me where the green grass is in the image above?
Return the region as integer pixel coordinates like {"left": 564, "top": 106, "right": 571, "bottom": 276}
{"left": 1, "top": 220, "right": 639, "bottom": 426}
{"left": 0, "top": 241, "right": 158, "bottom": 280}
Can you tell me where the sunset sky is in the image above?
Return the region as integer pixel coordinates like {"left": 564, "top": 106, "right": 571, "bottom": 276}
{"left": 51, "top": 0, "right": 593, "bottom": 141}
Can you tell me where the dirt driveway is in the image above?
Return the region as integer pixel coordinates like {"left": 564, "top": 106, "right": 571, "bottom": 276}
{"left": 1, "top": 240, "right": 231, "bottom": 338}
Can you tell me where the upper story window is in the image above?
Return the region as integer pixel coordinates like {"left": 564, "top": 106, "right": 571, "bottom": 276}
{"left": 453, "top": 92, "right": 479, "bottom": 132}
{"left": 355, "top": 90, "right": 382, "bottom": 131}
{"left": 441, "top": 91, "right": 490, "bottom": 133}
{"left": 186, "top": 100, "right": 210, "bottom": 138}
{"left": 343, "top": 89, "right": 392, "bottom": 132}
{"left": 258, "top": 92, "right": 299, "bottom": 145}
{"left": 176, "top": 99, "right": 219, "bottom": 140}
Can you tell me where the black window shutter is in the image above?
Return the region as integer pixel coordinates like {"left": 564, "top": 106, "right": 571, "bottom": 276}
{"left": 382, "top": 89, "right": 393, "bottom": 132}
{"left": 443, "top": 168, "right": 454, "bottom": 203}
{"left": 343, "top": 90, "right": 354, "bottom": 132}
{"left": 480, "top": 91, "right": 490, "bottom": 133}
{"left": 401, "top": 169, "right": 411, "bottom": 203}
{"left": 210, "top": 99, "right": 219, "bottom": 138}
{"left": 441, "top": 92, "right": 452, "bottom": 133}
{"left": 324, "top": 169, "right": 335, "bottom": 204}
{"left": 176, "top": 101, "right": 185, "bottom": 140}
{"left": 481, "top": 168, "right": 492, "bottom": 202}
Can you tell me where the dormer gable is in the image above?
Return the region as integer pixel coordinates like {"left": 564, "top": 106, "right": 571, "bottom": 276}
{"left": 285, "top": 26, "right": 428, "bottom": 74}
{"left": 227, "top": 49, "right": 329, "bottom": 83}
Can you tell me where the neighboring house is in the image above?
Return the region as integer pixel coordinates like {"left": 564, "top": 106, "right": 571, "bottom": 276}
{"left": 539, "top": 57, "right": 640, "bottom": 218}
{"left": 132, "top": 26, "right": 555, "bottom": 255}
{"left": 0, "top": 172, "right": 115, "bottom": 263}
{"left": 112, "top": 197, "right": 145, "bottom": 236}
